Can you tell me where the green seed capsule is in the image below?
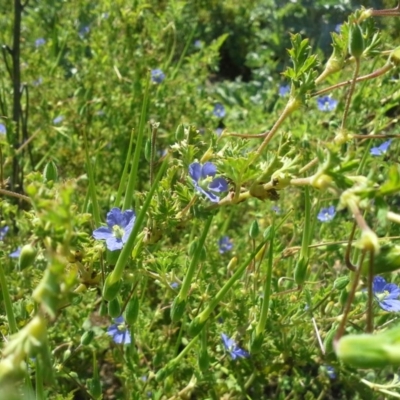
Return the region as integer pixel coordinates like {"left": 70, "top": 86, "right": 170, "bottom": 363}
{"left": 334, "top": 276, "right": 350, "bottom": 291}
{"left": 18, "top": 244, "right": 37, "bottom": 271}
{"left": 175, "top": 124, "right": 185, "bottom": 141}
{"left": 170, "top": 298, "right": 186, "bottom": 322}
{"left": 198, "top": 348, "right": 210, "bottom": 371}
{"left": 323, "top": 324, "right": 337, "bottom": 355}
{"left": 88, "top": 377, "right": 102, "bottom": 399}
{"left": 125, "top": 296, "right": 140, "bottom": 325}
{"left": 108, "top": 298, "right": 121, "bottom": 318}
{"left": 294, "top": 257, "right": 308, "bottom": 286}
{"left": 249, "top": 220, "right": 260, "bottom": 239}
{"left": 144, "top": 139, "right": 152, "bottom": 162}
{"left": 348, "top": 23, "right": 364, "bottom": 59}
{"left": 43, "top": 160, "right": 58, "bottom": 182}
{"left": 80, "top": 330, "right": 95, "bottom": 346}
{"left": 103, "top": 279, "right": 122, "bottom": 301}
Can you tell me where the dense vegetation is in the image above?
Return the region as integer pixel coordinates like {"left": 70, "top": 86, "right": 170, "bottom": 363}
{"left": 1, "top": 0, "right": 400, "bottom": 399}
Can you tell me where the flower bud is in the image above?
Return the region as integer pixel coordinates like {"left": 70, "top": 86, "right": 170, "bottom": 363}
{"left": 125, "top": 296, "right": 140, "bottom": 325}
{"left": 80, "top": 330, "right": 95, "bottom": 346}
{"left": 348, "top": 23, "right": 364, "bottom": 59}
{"left": 198, "top": 348, "right": 210, "bottom": 371}
{"left": 170, "top": 297, "right": 186, "bottom": 323}
{"left": 108, "top": 298, "right": 121, "bottom": 318}
{"left": 249, "top": 220, "right": 260, "bottom": 239}
{"left": 334, "top": 276, "right": 350, "bottom": 291}
{"left": 175, "top": 124, "right": 185, "bottom": 141}
{"left": 144, "top": 139, "right": 152, "bottom": 162}
{"left": 18, "top": 244, "right": 37, "bottom": 271}
{"left": 43, "top": 161, "right": 58, "bottom": 182}
{"left": 88, "top": 377, "right": 102, "bottom": 399}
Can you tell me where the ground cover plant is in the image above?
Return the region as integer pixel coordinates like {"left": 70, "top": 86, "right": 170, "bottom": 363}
{"left": 2, "top": 0, "right": 400, "bottom": 399}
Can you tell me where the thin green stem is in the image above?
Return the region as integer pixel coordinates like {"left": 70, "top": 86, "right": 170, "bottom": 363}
{"left": 122, "top": 73, "right": 151, "bottom": 210}
{"left": 83, "top": 130, "right": 100, "bottom": 227}
{"left": 340, "top": 57, "right": 360, "bottom": 131}
{"left": 0, "top": 261, "right": 17, "bottom": 334}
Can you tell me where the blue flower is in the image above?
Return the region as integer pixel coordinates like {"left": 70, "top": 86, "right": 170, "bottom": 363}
{"left": 194, "top": 40, "right": 203, "bottom": 49}
{"left": 151, "top": 69, "right": 165, "bottom": 84}
{"left": 218, "top": 236, "right": 233, "bottom": 254}
{"left": 107, "top": 316, "right": 131, "bottom": 344}
{"left": 279, "top": 84, "right": 290, "bottom": 97}
{"left": 213, "top": 103, "right": 226, "bottom": 118}
{"left": 325, "top": 365, "right": 336, "bottom": 379}
{"left": 170, "top": 282, "right": 179, "bottom": 289}
{"left": 33, "top": 77, "right": 43, "bottom": 86}
{"left": 188, "top": 162, "right": 228, "bottom": 203}
{"left": 335, "top": 24, "right": 342, "bottom": 33}
{"left": 53, "top": 116, "right": 64, "bottom": 124}
{"left": 9, "top": 247, "right": 21, "bottom": 258}
{"left": 317, "top": 205, "right": 336, "bottom": 222}
{"left": 79, "top": 26, "right": 90, "bottom": 38}
{"left": 221, "top": 334, "right": 249, "bottom": 360}
{"left": 215, "top": 128, "right": 223, "bottom": 137}
{"left": 370, "top": 140, "right": 392, "bottom": 156}
{"left": 271, "top": 205, "right": 281, "bottom": 214}
{"left": 0, "top": 123, "right": 6, "bottom": 135}
{"left": 0, "top": 226, "right": 9, "bottom": 241}
{"left": 93, "top": 207, "right": 136, "bottom": 251}
{"left": 35, "top": 38, "right": 46, "bottom": 47}
{"left": 373, "top": 276, "right": 400, "bottom": 312}
{"left": 317, "top": 96, "right": 338, "bottom": 111}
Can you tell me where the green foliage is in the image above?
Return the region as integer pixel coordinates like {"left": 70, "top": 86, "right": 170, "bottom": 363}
{"left": 1, "top": 0, "right": 400, "bottom": 399}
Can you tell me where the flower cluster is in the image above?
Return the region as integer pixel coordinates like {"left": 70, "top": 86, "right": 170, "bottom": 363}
{"left": 372, "top": 276, "right": 400, "bottom": 312}
{"left": 221, "top": 334, "right": 249, "bottom": 360}
{"left": 93, "top": 207, "right": 135, "bottom": 251}
{"left": 189, "top": 162, "right": 228, "bottom": 203}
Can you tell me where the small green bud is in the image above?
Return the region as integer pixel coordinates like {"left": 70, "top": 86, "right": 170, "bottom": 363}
{"left": 250, "top": 331, "right": 264, "bottom": 354}
{"left": 43, "top": 160, "right": 58, "bottom": 182}
{"left": 324, "top": 301, "right": 335, "bottom": 315}
{"left": 323, "top": 324, "right": 337, "bottom": 355}
{"left": 99, "top": 301, "right": 108, "bottom": 317}
{"left": 63, "top": 349, "right": 72, "bottom": 362}
{"left": 199, "top": 247, "right": 207, "bottom": 262}
{"left": 334, "top": 276, "right": 350, "bottom": 291}
{"left": 249, "top": 220, "right": 260, "bottom": 239}
{"left": 125, "top": 296, "right": 140, "bottom": 325}
{"left": 336, "top": 333, "right": 399, "bottom": 368}
{"left": 198, "top": 348, "right": 210, "bottom": 371}
{"left": 188, "top": 240, "right": 197, "bottom": 257}
{"left": 106, "top": 249, "right": 120, "bottom": 265}
{"left": 18, "top": 244, "right": 37, "bottom": 271}
{"left": 88, "top": 377, "right": 102, "bottom": 399}
{"left": 102, "top": 279, "right": 122, "bottom": 301}
{"left": 144, "top": 139, "right": 152, "bottom": 162}
{"left": 348, "top": 23, "right": 364, "bottom": 59}
{"left": 175, "top": 124, "right": 185, "bottom": 141}
{"left": 363, "top": 243, "right": 400, "bottom": 275}
{"left": 155, "top": 361, "right": 178, "bottom": 381}
{"left": 339, "top": 288, "right": 348, "bottom": 308}
{"left": 108, "top": 298, "right": 121, "bottom": 318}
{"left": 188, "top": 316, "right": 206, "bottom": 336}
{"left": 263, "top": 226, "right": 273, "bottom": 240}
{"left": 80, "top": 330, "right": 95, "bottom": 346}
{"left": 294, "top": 257, "right": 309, "bottom": 286}
{"left": 170, "top": 298, "right": 186, "bottom": 323}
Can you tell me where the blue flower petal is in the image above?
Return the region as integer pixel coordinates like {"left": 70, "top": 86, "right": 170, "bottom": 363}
{"left": 93, "top": 226, "right": 113, "bottom": 240}
{"left": 209, "top": 177, "right": 228, "bottom": 193}
{"left": 105, "top": 236, "right": 123, "bottom": 251}
{"left": 195, "top": 184, "right": 220, "bottom": 203}
{"left": 380, "top": 299, "right": 400, "bottom": 312}
{"left": 370, "top": 140, "right": 392, "bottom": 156}
{"left": 372, "top": 276, "right": 387, "bottom": 293}
{"left": 201, "top": 162, "right": 217, "bottom": 178}
{"left": 189, "top": 163, "right": 202, "bottom": 182}
{"left": 122, "top": 216, "right": 135, "bottom": 243}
